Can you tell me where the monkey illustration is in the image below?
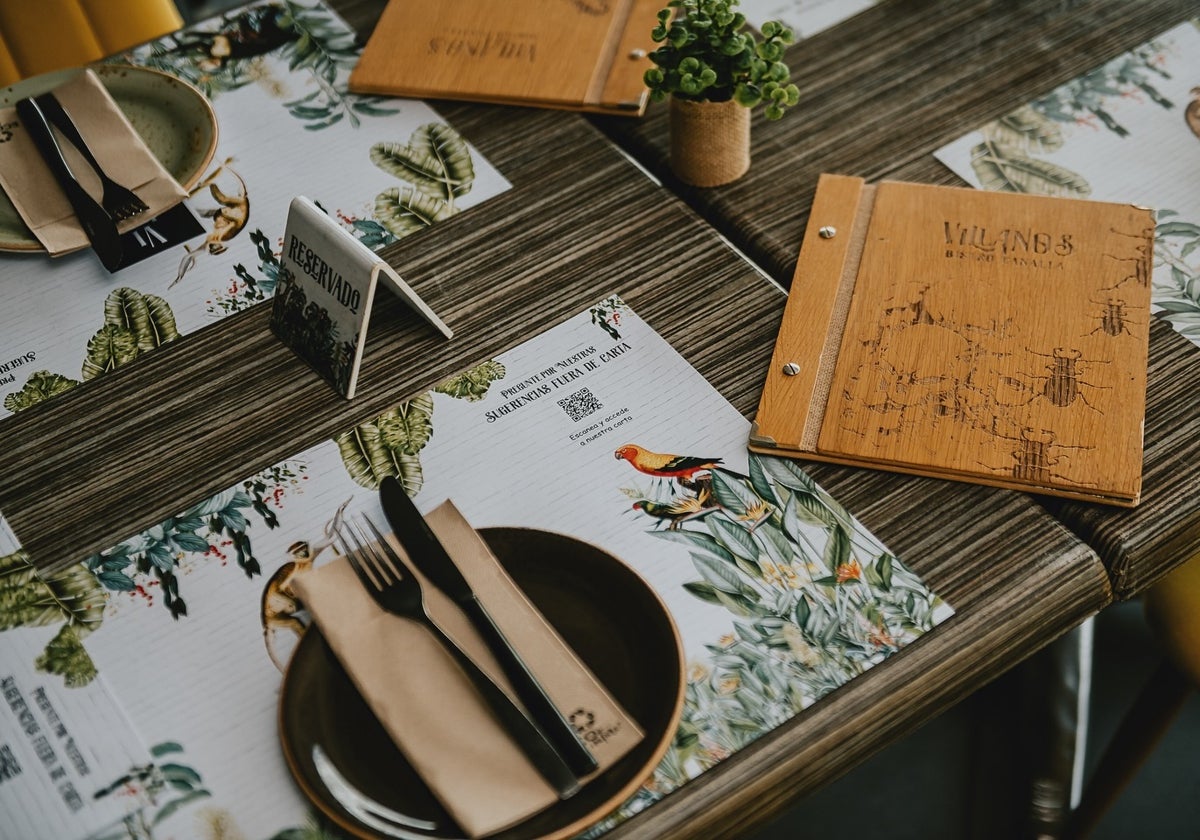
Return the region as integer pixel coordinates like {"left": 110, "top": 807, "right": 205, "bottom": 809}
{"left": 261, "top": 498, "right": 350, "bottom": 671}
{"left": 159, "top": 7, "right": 298, "bottom": 73}
{"left": 171, "top": 158, "right": 250, "bottom": 288}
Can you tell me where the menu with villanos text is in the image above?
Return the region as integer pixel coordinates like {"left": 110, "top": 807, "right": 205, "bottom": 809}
{"left": 0, "top": 296, "right": 951, "bottom": 839}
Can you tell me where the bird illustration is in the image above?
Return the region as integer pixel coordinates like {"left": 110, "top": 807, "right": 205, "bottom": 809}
{"left": 614, "top": 443, "right": 724, "bottom": 488}
{"left": 631, "top": 483, "right": 718, "bottom": 530}
{"left": 1187, "top": 86, "right": 1200, "bottom": 141}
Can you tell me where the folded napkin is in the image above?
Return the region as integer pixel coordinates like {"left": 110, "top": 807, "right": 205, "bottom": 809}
{"left": 291, "top": 501, "right": 644, "bottom": 838}
{"left": 0, "top": 68, "right": 188, "bottom": 255}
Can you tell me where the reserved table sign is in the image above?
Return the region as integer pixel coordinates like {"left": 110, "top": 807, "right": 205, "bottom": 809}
{"left": 269, "top": 196, "right": 452, "bottom": 398}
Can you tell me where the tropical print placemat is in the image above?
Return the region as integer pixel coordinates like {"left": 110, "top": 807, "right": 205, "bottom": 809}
{"left": 0, "top": 0, "right": 510, "bottom": 419}
{"left": 0, "top": 299, "right": 951, "bottom": 839}
{"left": 935, "top": 19, "right": 1200, "bottom": 348}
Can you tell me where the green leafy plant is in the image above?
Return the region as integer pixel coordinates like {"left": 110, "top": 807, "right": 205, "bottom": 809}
{"left": 643, "top": 0, "right": 799, "bottom": 119}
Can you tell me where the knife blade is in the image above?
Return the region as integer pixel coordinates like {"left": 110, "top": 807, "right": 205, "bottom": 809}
{"left": 15, "top": 97, "right": 123, "bottom": 272}
{"left": 379, "top": 476, "right": 599, "bottom": 777}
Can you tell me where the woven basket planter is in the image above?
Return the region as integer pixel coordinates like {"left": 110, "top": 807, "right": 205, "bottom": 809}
{"left": 668, "top": 96, "right": 751, "bottom": 187}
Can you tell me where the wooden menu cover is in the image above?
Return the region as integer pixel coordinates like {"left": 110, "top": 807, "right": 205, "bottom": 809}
{"left": 348, "top": 0, "right": 660, "bottom": 115}
{"left": 749, "top": 174, "right": 1155, "bottom": 506}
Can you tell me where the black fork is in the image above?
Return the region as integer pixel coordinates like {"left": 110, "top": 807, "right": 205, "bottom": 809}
{"left": 35, "top": 92, "right": 149, "bottom": 222}
{"left": 336, "top": 515, "right": 581, "bottom": 799}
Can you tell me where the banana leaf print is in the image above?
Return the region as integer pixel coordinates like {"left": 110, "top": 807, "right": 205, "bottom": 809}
{"left": 0, "top": 548, "right": 104, "bottom": 686}
{"left": 370, "top": 124, "right": 476, "bottom": 204}
{"left": 1027, "top": 40, "right": 1174, "bottom": 137}
{"left": 103, "top": 287, "right": 181, "bottom": 351}
{"left": 2, "top": 370, "right": 80, "bottom": 413}
{"left": 374, "top": 187, "right": 455, "bottom": 237}
{"left": 986, "top": 104, "right": 1064, "bottom": 154}
{"left": 338, "top": 360, "right": 508, "bottom": 490}
{"left": 337, "top": 394, "right": 435, "bottom": 492}
{"left": 82, "top": 325, "right": 140, "bottom": 380}
{"left": 367, "top": 123, "right": 477, "bottom": 241}
{"left": 969, "top": 140, "right": 1091, "bottom": 197}
{"left": 435, "top": 360, "right": 506, "bottom": 401}
{"left": 83, "top": 288, "right": 180, "bottom": 380}
{"left": 126, "top": 2, "right": 397, "bottom": 129}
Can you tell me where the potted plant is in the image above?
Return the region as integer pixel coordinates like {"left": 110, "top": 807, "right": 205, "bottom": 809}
{"left": 644, "top": 0, "right": 799, "bottom": 186}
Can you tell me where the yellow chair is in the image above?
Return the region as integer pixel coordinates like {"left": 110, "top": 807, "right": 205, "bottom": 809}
{"left": 0, "top": 0, "right": 183, "bottom": 86}
{"left": 1063, "top": 553, "right": 1200, "bottom": 837}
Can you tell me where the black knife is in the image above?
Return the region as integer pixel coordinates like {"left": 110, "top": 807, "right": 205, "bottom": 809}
{"left": 15, "top": 97, "right": 123, "bottom": 272}
{"left": 379, "top": 476, "right": 599, "bottom": 777}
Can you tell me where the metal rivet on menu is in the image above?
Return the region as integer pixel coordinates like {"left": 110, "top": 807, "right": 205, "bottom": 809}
{"left": 818, "top": 226, "right": 837, "bottom": 239}
{"left": 630, "top": 48, "right": 646, "bottom": 59}
{"left": 782, "top": 362, "right": 801, "bottom": 376}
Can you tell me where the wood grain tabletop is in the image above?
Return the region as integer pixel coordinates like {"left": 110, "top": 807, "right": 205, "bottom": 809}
{"left": 595, "top": 0, "right": 1200, "bottom": 603}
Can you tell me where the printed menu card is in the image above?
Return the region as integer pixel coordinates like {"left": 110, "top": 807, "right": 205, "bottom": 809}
{"left": 0, "top": 298, "right": 951, "bottom": 839}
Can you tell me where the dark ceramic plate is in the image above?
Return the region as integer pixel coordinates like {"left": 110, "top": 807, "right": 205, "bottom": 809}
{"left": 278, "top": 527, "right": 684, "bottom": 840}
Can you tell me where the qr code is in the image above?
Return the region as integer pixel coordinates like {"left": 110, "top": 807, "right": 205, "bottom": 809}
{"left": 558, "top": 387, "right": 602, "bottom": 422}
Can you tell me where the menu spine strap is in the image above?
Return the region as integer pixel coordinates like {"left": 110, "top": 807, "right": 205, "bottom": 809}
{"left": 749, "top": 174, "right": 876, "bottom": 453}
{"left": 593, "top": 0, "right": 656, "bottom": 112}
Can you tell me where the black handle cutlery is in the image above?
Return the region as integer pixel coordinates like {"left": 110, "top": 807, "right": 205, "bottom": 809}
{"left": 34, "top": 92, "right": 149, "bottom": 222}
{"left": 379, "top": 477, "right": 600, "bottom": 779}
{"left": 16, "top": 97, "right": 124, "bottom": 271}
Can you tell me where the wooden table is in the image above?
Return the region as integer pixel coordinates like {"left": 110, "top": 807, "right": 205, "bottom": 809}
{"left": 595, "top": 0, "right": 1200, "bottom": 603}
{"left": 0, "top": 2, "right": 1115, "bottom": 838}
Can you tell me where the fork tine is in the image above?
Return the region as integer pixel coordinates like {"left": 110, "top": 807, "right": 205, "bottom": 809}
{"left": 349, "top": 518, "right": 396, "bottom": 586}
{"left": 337, "top": 522, "right": 383, "bottom": 591}
{"left": 361, "top": 515, "right": 410, "bottom": 581}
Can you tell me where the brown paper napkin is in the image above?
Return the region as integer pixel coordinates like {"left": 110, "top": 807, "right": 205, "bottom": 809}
{"left": 291, "top": 501, "right": 644, "bottom": 838}
{"left": 0, "top": 68, "right": 188, "bottom": 255}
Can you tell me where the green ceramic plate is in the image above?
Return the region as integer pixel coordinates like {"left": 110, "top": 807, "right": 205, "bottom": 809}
{"left": 0, "top": 63, "right": 217, "bottom": 252}
{"left": 278, "top": 527, "right": 685, "bottom": 840}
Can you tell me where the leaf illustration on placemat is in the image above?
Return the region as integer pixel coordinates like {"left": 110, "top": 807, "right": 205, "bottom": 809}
{"left": 986, "top": 104, "right": 1064, "bottom": 154}
{"left": 0, "top": 548, "right": 104, "bottom": 686}
{"left": 83, "top": 288, "right": 181, "bottom": 380}
{"left": 2, "top": 370, "right": 80, "bottom": 413}
{"left": 371, "top": 124, "right": 475, "bottom": 204}
{"left": 82, "top": 325, "right": 140, "bottom": 380}
{"left": 435, "top": 360, "right": 506, "bottom": 401}
{"left": 969, "top": 140, "right": 1091, "bottom": 197}
{"left": 336, "top": 394, "right": 434, "bottom": 493}
{"left": 104, "top": 287, "right": 181, "bottom": 351}
{"left": 374, "top": 186, "right": 455, "bottom": 237}
{"left": 411, "top": 123, "right": 475, "bottom": 201}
